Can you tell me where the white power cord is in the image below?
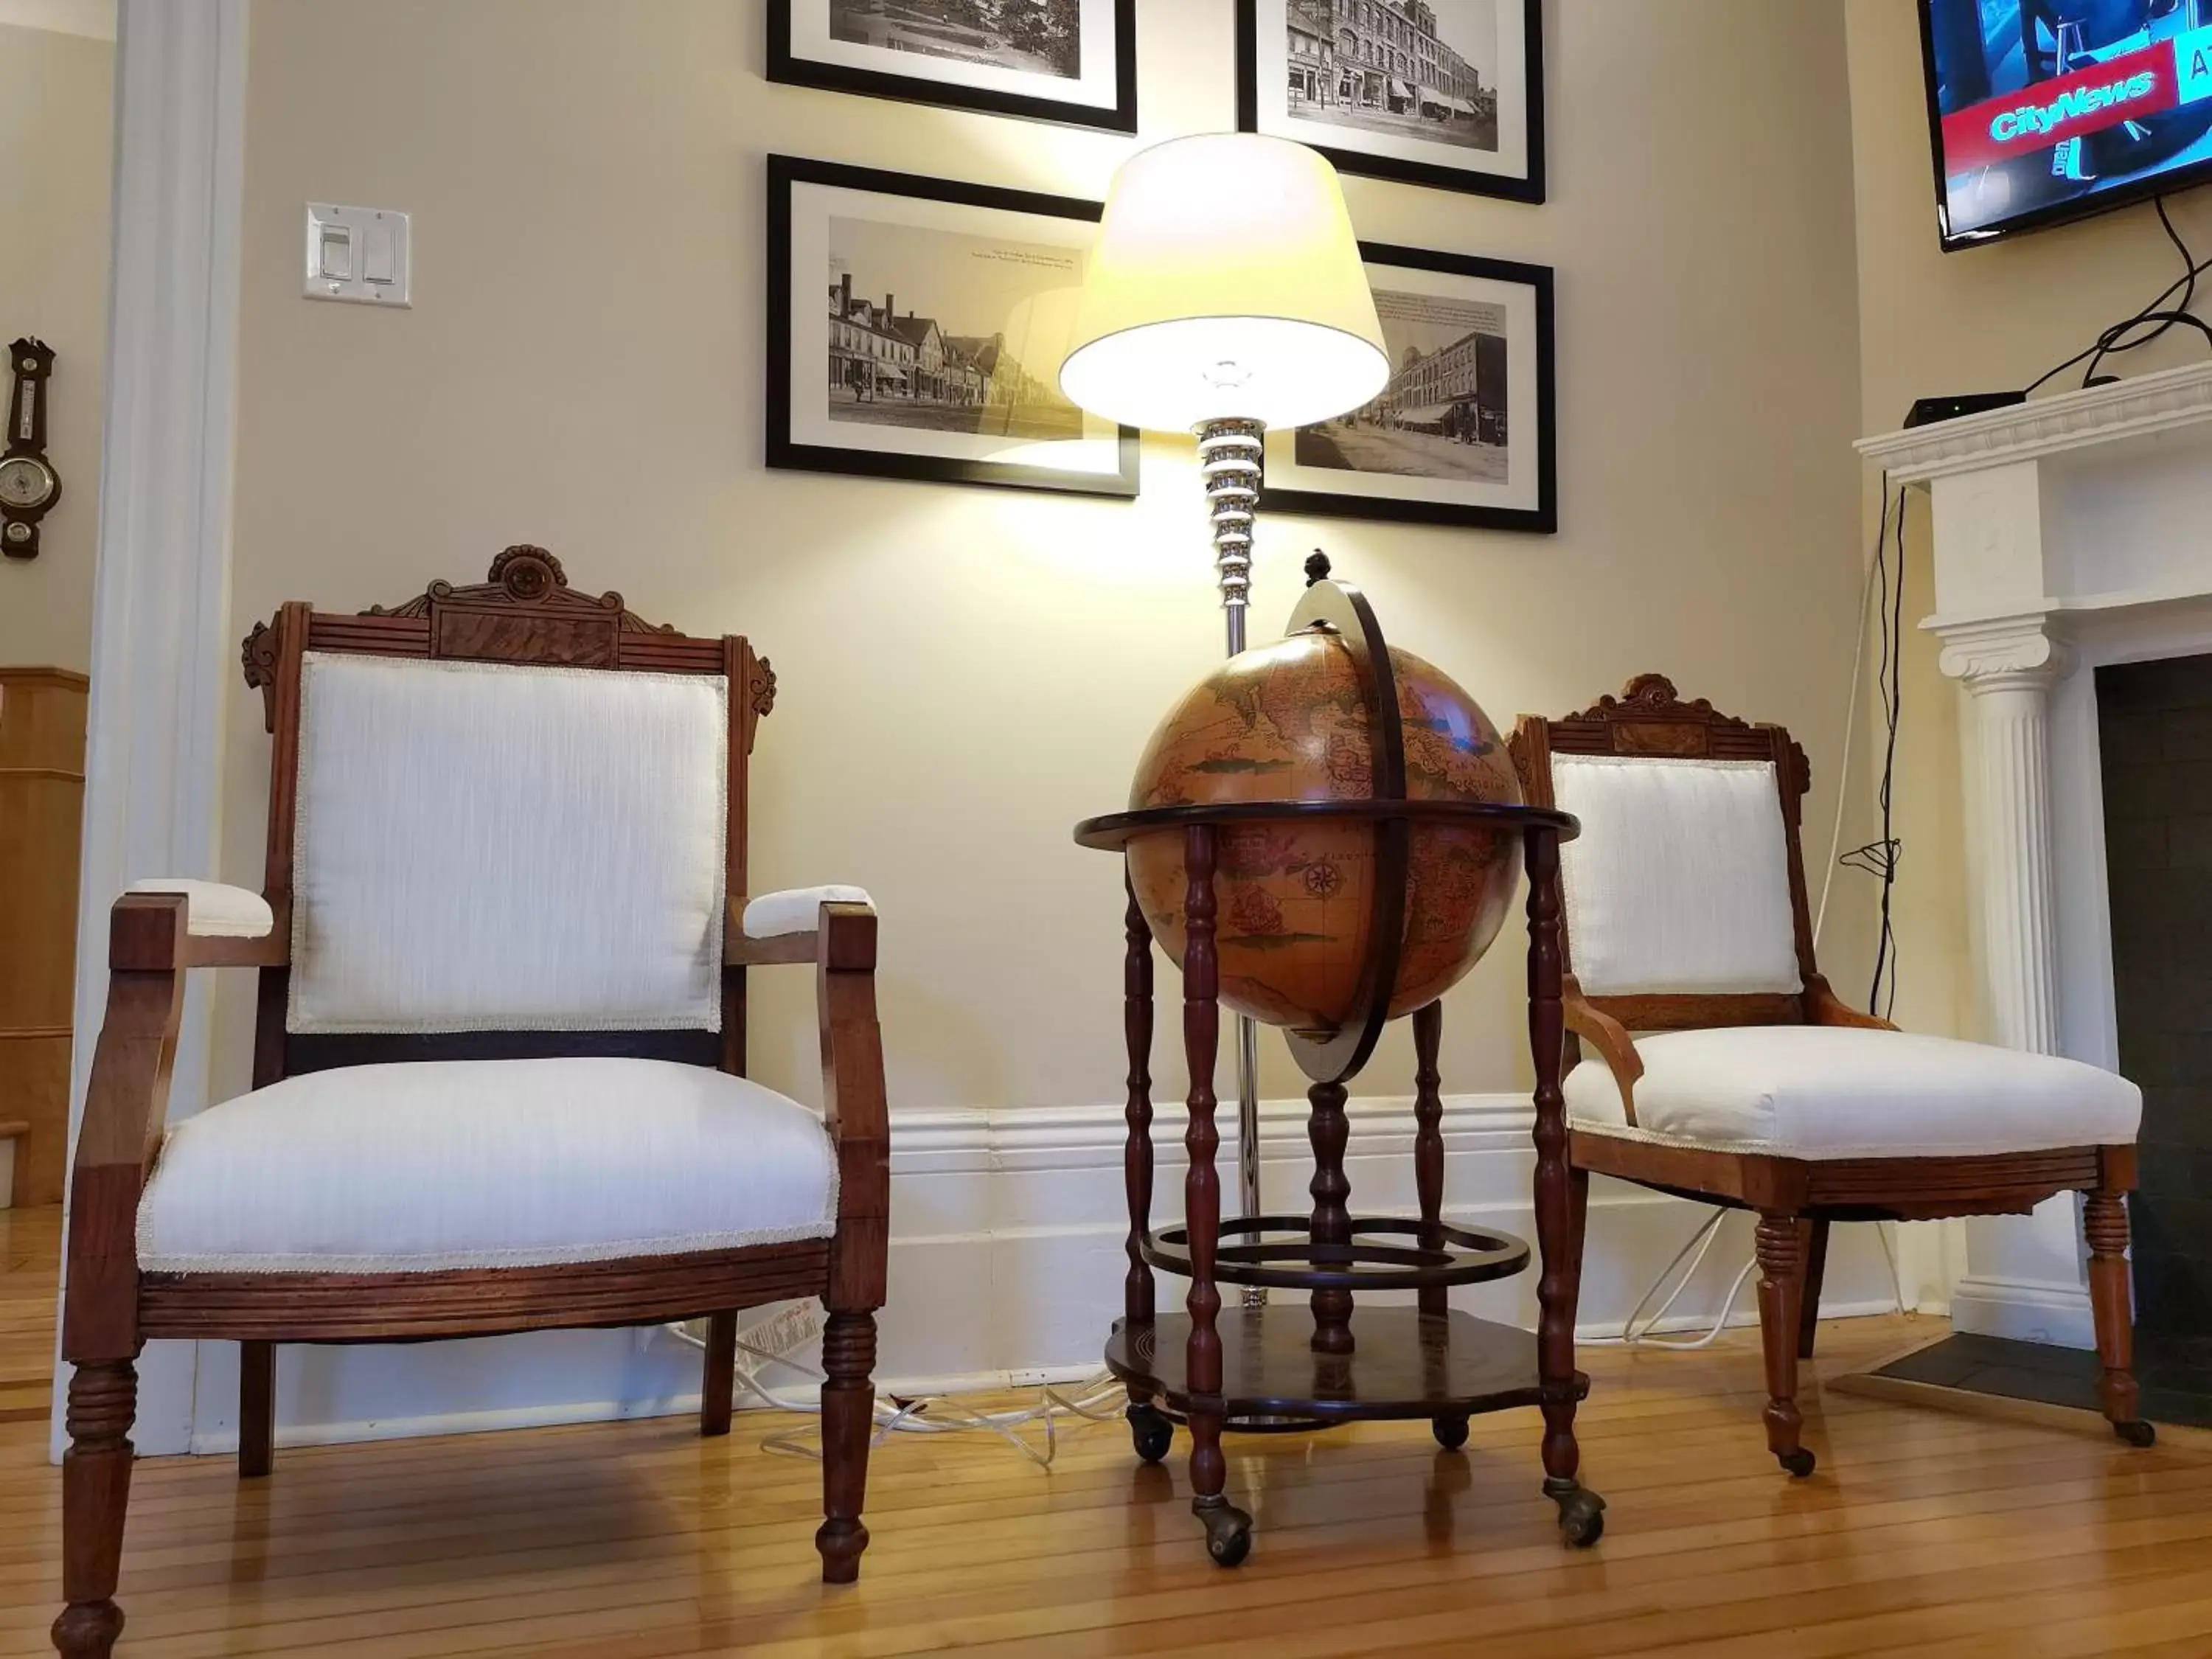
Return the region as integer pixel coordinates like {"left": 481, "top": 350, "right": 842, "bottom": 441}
{"left": 1589, "top": 1210, "right": 1759, "bottom": 1350}
{"left": 667, "top": 1318, "right": 1127, "bottom": 1468}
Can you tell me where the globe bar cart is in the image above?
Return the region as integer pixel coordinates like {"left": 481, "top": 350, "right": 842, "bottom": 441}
{"left": 1074, "top": 564, "right": 1603, "bottom": 1566}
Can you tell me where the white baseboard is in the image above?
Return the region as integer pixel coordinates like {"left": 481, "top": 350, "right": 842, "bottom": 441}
{"left": 153, "top": 1092, "right": 1913, "bottom": 1459}
{"left": 1948, "top": 1273, "right": 2096, "bottom": 1349}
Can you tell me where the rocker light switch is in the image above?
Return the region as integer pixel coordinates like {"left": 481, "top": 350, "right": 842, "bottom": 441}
{"left": 305, "top": 204, "right": 411, "bottom": 307}
{"left": 317, "top": 224, "right": 352, "bottom": 282}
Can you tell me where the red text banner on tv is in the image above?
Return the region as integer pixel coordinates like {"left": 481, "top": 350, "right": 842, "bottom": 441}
{"left": 1939, "top": 32, "right": 2212, "bottom": 175}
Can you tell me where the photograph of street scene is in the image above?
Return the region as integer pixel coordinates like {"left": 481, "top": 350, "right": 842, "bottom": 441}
{"left": 1281, "top": 0, "right": 1499, "bottom": 152}
{"left": 830, "top": 0, "right": 1082, "bottom": 80}
{"left": 1294, "top": 288, "right": 1509, "bottom": 483}
{"left": 826, "top": 215, "right": 1088, "bottom": 441}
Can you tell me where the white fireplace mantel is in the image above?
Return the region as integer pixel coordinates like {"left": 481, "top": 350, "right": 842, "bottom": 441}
{"left": 1857, "top": 360, "right": 2212, "bottom": 1348}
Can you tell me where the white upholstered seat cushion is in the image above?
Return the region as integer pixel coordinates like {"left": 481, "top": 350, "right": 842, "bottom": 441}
{"left": 137, "top": 1057, "right": 838, "bottom": 1273}
{"left": 1563, "top": 1026, "right": 2140, "bottom": 1159}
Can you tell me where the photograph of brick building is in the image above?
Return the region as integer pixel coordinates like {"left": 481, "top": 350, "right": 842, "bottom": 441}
{"left": 1294, "top": 286, "right": 1509, "bottom": 482}
{"left": 1281, "top": 0, "right": 1498, "bottom": 152}
{"left": 825, "top": 216, "right": 1084, "bottom": 439}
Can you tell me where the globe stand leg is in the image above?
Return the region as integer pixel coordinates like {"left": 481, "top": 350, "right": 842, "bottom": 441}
{"left": 1307, "top": 1079, "right": 1356, "bottom": 1354}
{"left": 1197, "top": 414, "right": 1271, "bottom": 1315}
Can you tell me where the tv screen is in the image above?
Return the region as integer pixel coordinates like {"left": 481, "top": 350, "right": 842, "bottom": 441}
{"left": 1921, "top": 0, "right": 2212, "bottom": 248}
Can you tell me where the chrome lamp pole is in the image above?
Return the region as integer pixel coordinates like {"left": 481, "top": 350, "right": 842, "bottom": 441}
{"left": 1196, "top": 416, "right": 1269, "bottom": 1308}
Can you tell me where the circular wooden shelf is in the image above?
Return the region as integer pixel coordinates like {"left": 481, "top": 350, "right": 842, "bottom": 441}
{"left": 1142, "top": 1214, "right": 1529, "bottom": 1292}
{"left": 1108, "top": 1307, "right": 1588, "bottom": 1423}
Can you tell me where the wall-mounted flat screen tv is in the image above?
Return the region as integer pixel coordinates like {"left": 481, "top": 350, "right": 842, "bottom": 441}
{"left": 1921, "top": 0, "right": 2212, "bottom": 248}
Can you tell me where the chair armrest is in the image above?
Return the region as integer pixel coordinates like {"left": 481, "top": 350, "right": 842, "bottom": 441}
{"left": 815, "top": 900, "right": 888, "bottom": 1312}
{"left": 726, "top": 885, "right": 874, "bottom": 965}
{"left": 1564, "top": 983, "right": 1644, "bottom": 1128}
{"left": 1804, "top": 974, "right": 1898, "bottom": 1032}
{"left": 121, "top": 879, "right": 288, "bottom": 967}
{"left": 63, "top": 894, "right": 204, "bottom": 1362}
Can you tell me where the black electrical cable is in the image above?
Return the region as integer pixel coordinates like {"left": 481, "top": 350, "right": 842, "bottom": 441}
{"left": 1841, "top": 474, "right": 1905, "bottom": 1018}
{"left": 2025, "top": 197, "right": 2212, "bottom": 397}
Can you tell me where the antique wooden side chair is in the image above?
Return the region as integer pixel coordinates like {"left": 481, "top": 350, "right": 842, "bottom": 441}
{"left": 1509, "top": 675, "right": 2149, "bottom": 1477}
{"left": 53, "top": 548, "right": 889, "bottom": 1659}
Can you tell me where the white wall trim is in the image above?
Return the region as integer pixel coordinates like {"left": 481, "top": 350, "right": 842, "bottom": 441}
{"left": 53, "top": 0, "right": 248, "bottom": 1462}
{"left": 889, "top": 1092, "right": 1540, "bottom": 1175}
{"left": 1950, "top": 1275, "right": 2096, "bottom": 1349}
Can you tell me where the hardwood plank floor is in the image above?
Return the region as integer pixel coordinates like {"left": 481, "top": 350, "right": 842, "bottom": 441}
{"left": 1, "top": 1208, "right": 2205, "bottom": 1656}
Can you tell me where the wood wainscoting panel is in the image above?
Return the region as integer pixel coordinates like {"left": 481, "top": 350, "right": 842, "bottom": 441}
{"left": 0, "top": 1034, "right": 68, "bottom": 1206}
{"left": 0, "top": 668, "right": 88, "bottom": 1206}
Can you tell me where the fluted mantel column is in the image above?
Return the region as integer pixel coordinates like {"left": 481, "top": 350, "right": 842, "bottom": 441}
{"left": 1933, "top": 614, "right": 2074, "bottom": 1056}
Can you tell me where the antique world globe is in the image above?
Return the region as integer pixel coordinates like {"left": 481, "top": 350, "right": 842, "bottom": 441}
{"left": 1124, "top": 609, "right": 1523, "bottom": 1045}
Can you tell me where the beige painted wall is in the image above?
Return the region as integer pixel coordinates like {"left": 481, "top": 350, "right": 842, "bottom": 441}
{"left": 218, "top": 0, "right": 1868, "bottom": 1122}
{"left": 1845, "top": 0, "right": 2212, "bottom": 1041}
{"left": 0, "top": 21, "right": 112, "bottom": 672}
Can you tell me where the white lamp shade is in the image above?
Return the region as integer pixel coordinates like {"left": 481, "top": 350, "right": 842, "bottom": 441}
{"left": 1060, "top": 133, "right": 1389, "bottom": 434}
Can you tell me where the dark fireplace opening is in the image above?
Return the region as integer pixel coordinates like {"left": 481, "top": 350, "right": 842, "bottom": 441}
{"left": 1865, "top": 655, "right": 2212, "bottom": 1426}
{"left": 2097, "top": 653, "right": 2212, "bottom": 1422}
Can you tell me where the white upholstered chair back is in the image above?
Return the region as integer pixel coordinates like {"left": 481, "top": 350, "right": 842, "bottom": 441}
{"left": 288, "top": 652, "right": 729, "bottom": 1034}
{"left": 1550, "top": 754, "right": 1801, "bottom": 998}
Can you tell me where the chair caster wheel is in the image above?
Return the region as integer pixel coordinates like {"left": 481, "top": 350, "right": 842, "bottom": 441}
{"left": 2115, "top": 1419, "right": 2157, "bottom": 1448}
{"left": 1431, "top": 1413, "right": 1470, "bottom": 1452}
{"left": 1127, "top": 1402, "right": 1174, "bottom": 1464}
{"left": 1777, "top": 1447, "right": 1817, "bottom": 1478}
{"left": 1552, "top": 1486, "right": 1606, "bottom": 1548}
{"left": 1197, "top": 1500, "right": 1253, "bottom": 1568}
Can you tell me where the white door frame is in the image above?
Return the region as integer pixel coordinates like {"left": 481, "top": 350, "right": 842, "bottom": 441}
{"left": 52, "top": 0, "right": 248, "bottom": 1461}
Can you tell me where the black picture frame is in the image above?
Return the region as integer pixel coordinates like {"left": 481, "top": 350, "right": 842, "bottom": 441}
{"left": 1259, "top": 243, "right": 1555, "bottom": 535}
{"left": 766, "top": 154, "right": 1140, "bottom": 501}
{"left": 768, "top": 0, "right": 1138, "bottom": 133}
{"left": 1236, "top": 0, "right": 1545, "bottom": 203}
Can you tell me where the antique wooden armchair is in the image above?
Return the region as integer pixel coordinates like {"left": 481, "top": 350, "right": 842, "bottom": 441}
{"left": 54, "top": 549, "right": 889, "bottom": 1659}
{"left": 1509, "top": 675, "right": 2148, "bottom": 1478}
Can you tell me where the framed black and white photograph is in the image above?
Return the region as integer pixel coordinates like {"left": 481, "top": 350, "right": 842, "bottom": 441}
{"left": 1261, "top": 244, "right": 1554, "bottom": 533}
{"left": 1237, "top": 0, "right": 1544, "bottom": 202}
{"left": 768, "top": 0, "right": 1138, "bottom": 133}
{"left": 767, "top": 155, "right": 1138, "bottom": 499}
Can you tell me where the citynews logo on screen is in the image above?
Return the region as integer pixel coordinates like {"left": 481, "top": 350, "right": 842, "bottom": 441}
{"left": 1941, "top": 27, "right": 2212, "bottom": 176}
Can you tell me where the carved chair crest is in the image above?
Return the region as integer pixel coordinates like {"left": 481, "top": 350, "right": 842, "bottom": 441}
{"left": 240, "top": 546, "right": 776, "bottom": 732}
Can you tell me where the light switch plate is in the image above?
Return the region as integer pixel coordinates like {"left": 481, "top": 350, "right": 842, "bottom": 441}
{"left": 304, "top": 204, "right": 411, "bottom": 307}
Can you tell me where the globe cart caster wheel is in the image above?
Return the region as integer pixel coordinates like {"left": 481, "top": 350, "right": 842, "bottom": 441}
{"left": 1777, "top": 1447, "right": 1818, "bottom": 1478}
{"left": 1549, "top": 1484, "right": 1605, "bottom": 1548}
{"left": 2115, "top": 1419, "right": 2157, "bottom": 1448}
{"left": 1127, "top": 1401, "right": 1175, "bottom": 1465}
{"left": 1197, "top": 1498, "right": 1253, "bottom": 1568}
{"left": 1431, "top": 1413, "right": 1470, "bottom": 1452}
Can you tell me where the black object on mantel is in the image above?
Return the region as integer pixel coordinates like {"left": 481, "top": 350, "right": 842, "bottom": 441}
{"left": 1903, "top": 390, "right": 2028, "bottom": 428}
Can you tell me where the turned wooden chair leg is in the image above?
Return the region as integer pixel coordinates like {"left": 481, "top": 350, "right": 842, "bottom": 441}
{"left": 1796, "top": 1218, "right": 1830, "bottom": 1362}
{"left": 700, "top": 1311, "right": 737, "bottom": 1439}
{"left": 239, "top": 1341, "right": 275, "bottom": 1478}
{"left": 1754, "top": 1214, "right": 1816, "bottom": 1478}
{"left": 816, "top": 1308, "right": 877, "bottom": 1583}
{"left": 2085, "top": 1187, "right": 2155, "bottom": 1447}
{"left": 52, "top": 1358, "right": 136, "bottom": 1659}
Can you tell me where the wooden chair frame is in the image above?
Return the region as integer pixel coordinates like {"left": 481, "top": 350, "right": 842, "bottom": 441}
{"left": 53, "top": 549, "right": 891, "bottom": 1659}
{"left": 1509, "top": 673, "right": 2149, "bottom": 1478}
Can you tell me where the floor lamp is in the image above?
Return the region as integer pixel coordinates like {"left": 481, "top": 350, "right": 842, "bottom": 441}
{"left": 1060, "top": 133, "right": 1388, "bottom": 1298}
